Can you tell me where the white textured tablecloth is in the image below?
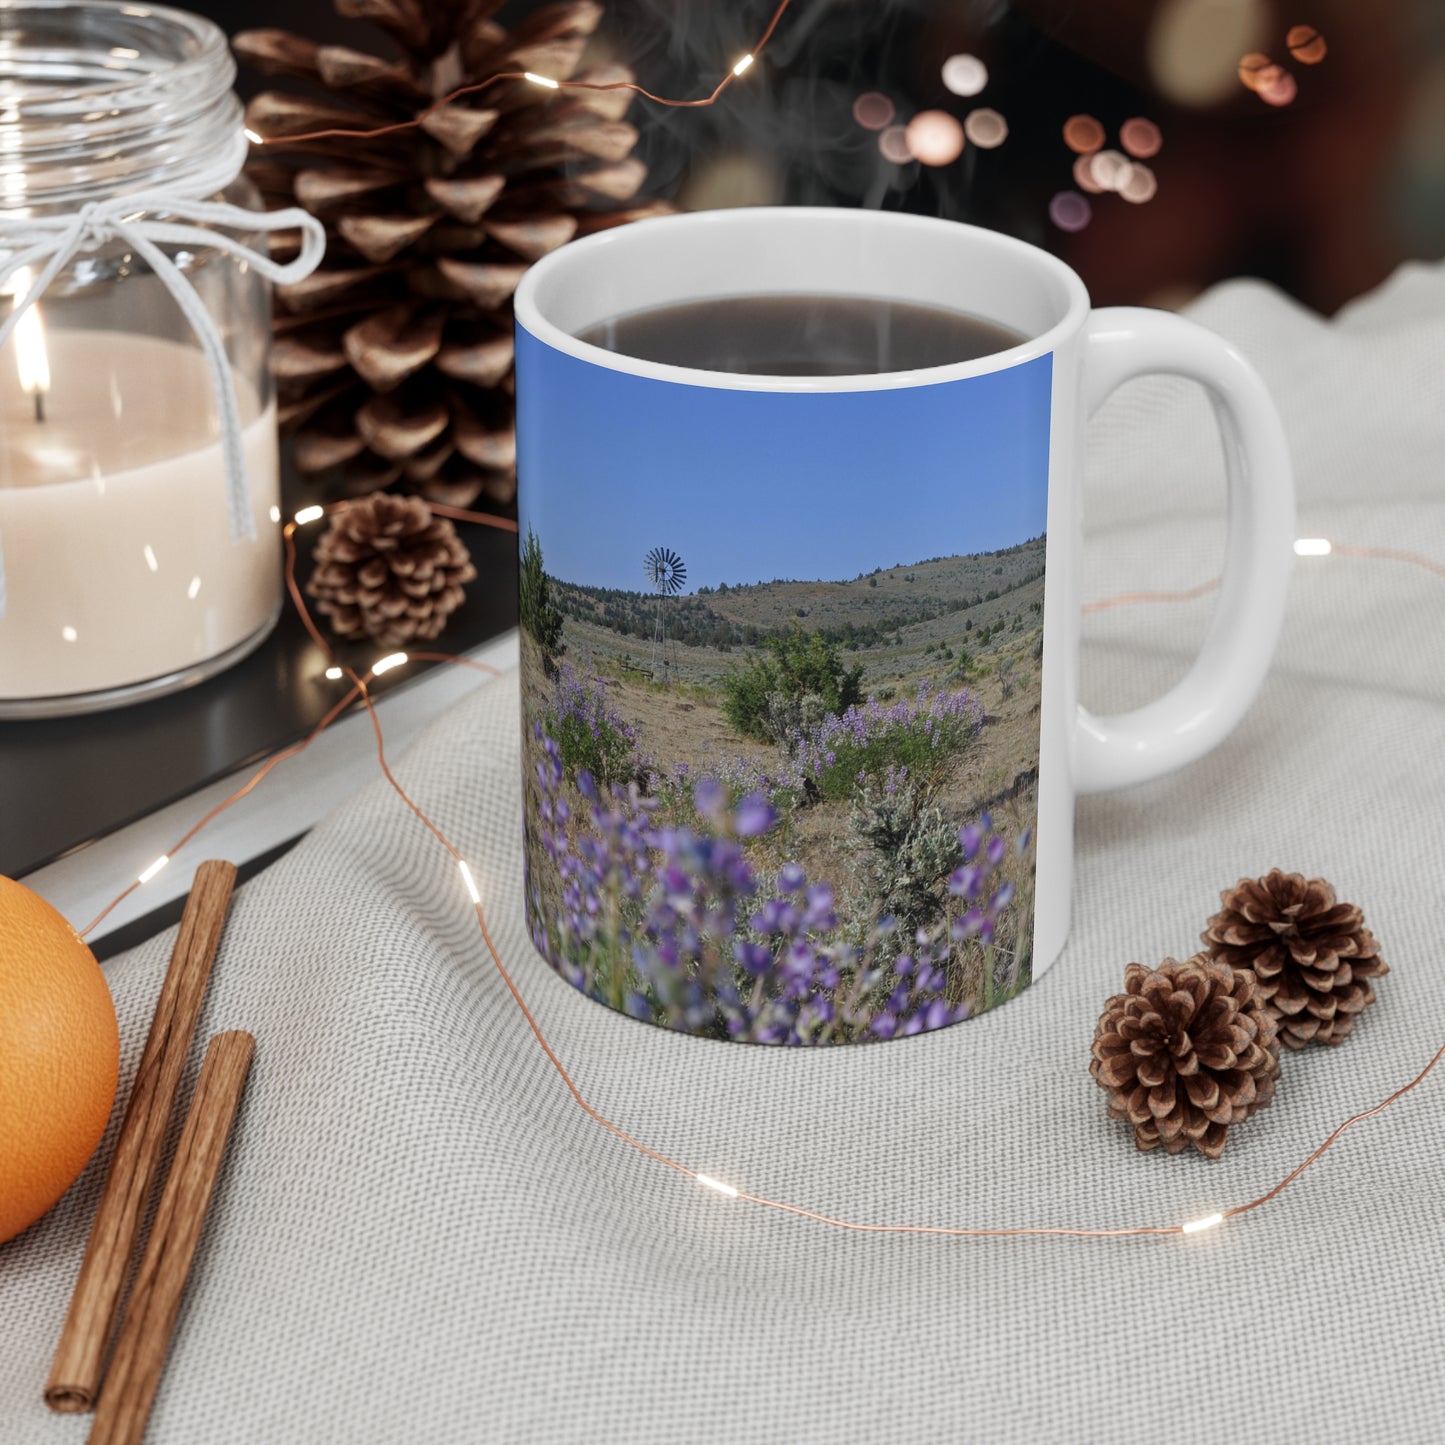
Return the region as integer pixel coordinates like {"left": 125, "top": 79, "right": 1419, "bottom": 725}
{"left": 3, "top": 264, "right": 1444, "bottom": 1445}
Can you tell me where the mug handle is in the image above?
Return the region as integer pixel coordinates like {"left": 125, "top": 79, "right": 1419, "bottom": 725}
{"left": 1074, "top": 307, "right": 1295, "bottom": 795}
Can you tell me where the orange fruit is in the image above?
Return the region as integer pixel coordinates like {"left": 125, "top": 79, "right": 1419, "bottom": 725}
{"left": 0, "top": 876, "right": 119, "bottom": 1245}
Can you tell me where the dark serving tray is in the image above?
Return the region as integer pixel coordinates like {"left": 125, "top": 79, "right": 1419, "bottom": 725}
{"left": 0, "top": 521, "right": 517, "bottom": 881}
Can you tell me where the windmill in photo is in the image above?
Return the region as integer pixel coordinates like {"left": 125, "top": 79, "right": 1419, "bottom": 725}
{"left": 644, "top": 545, "right": 686, "bottom": 677}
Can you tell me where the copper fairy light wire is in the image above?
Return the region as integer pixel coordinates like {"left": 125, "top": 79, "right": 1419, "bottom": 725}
{"left": 1222, "top": 1036, "right": 1445, "bottom": 1223}
{"left": 76, "top": 506, "right": 1445, "bottom": 1244}
{"left": 1331, "top": 542, "right": 1445, "bottom": 579}
{"left": 1080, "top": 540, "right": 1445, "bottom": 619}
{"left": 77, "top": 680, "right": 364, "bottom": 938}
{"left": 1082, "top": 577, "right": 1221, "bottom": 615}
{"left": 250, "top": 0, "right": 796, "bottom": 148}
{"left": 336, "top": 657, "right": 1181, "bottom": 1239}
{"left": 75, "top": 500, "right": 516, "bottom": 938}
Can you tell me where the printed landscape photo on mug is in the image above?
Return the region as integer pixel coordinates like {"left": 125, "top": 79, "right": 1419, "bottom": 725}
{"left": 517, "top": 331, "right": 1051, "bottom": 1045}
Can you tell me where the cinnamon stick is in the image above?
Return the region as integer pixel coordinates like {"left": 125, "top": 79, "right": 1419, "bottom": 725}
{"left": 46, "top": 860, "right": 238, "bottom": 1413}
{"left": 87, "top": 1032, "right": 255, "bottom": 1445}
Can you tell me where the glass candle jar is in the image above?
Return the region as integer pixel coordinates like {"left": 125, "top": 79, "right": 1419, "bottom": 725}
{"left": 0, "top": 1, "right": 286, "bottom": 716}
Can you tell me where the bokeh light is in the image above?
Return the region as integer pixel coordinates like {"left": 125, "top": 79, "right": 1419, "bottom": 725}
{"left": 905, "top": 109, "right": 965, "bottom": 166}
{"left": 1063, "top": 114, "right": 1106, "bottom": 154}
{"left": 1088, "top": 148, "right": 1132, "bottom": 192}
{"left": 941, "top": 54, "right": 988, "bottom": 97}
{"left": 1119, "top": 164, "right": 1159, "bottom": 204}
{"left": 963, "top": 107, "right": 1008, "bottom": 149}
{"left": 1258, "top": 67, "right": 1298, "bottom": 106}
{"left": 878, "top": 125, "right": 913, "bottom": 163}
{"left": 1049, "top": 191, "right": 1092, "bottom": 232}
{"left": 1237, "top": 52, "right": 1273, "bottom": 91}
{"left": 1286, "top": 24, "right": 1327, "bottom": 64}
{"left": 1250, "top": 62, "right": 1285, "bottom": 94}
{"left": 1149, "top": 0, "right": 1269, "bottom": 107}
{"left": 1119, "top": 118, "right": 1163, "bottom": 159}
{"left": 852, "top": 92, "right": 895, "bottom": 131}
{"left": 1073, "top": 153, "right": 1105, "bottom": 194}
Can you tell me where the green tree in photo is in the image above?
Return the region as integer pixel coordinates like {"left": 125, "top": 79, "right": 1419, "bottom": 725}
{"left": 723, "top": 627, "right": 865, "bottom": 742}
{"left": 519, "top": 528, "right": 564, "bottom": 668}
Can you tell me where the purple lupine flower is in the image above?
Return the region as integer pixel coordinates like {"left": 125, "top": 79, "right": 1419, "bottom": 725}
{"left": 733, "top": 791, "right": 777, "bottom": 838}
{"left": 777, "top": 862, "right": 806, "bottom": 893}
{"left": 802, "top": 884, "right": 836, "bottom": 930}
{"left": 693, "top": 776, "right": 726, "bottom": 821}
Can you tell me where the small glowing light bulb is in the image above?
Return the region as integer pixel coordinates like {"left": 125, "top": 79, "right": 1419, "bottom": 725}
{"left": 371, "top": 651, "right": 408, "bottom": 676}
{"left": 269, "top": 505, "right": 282, "bottom": 524}
{"left": 138, "top": 854, "right": 170, "bottom": 885}
{"left": 294, "top": 504, "right": 325, "bottom": 525}
{"left": 459, "top": 860, "right": 482, "bottom": 904}
{"left": 243, "top": 127, "right": 264, "bottom": 145}
{"left": 324, "top": 665, "right": 343, "bottom": 681}
{"left": 1294, "top": 538, "right": 1332, "bottom": 557}
{"left": 1181, "top": 1212, "right": 1224, "bottom": 1235}
{"left": 696, "top": 1174, "right": 739, "bottom": 1198}
{"left": 524, "top": 71, "right": 560, "bottom": 89}
{"left": 732, "top": 53, "right": 755, "bottom": 76}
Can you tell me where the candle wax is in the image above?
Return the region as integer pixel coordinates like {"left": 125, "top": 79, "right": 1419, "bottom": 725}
{"left": 0, "top": 330, "right": 280, "bottom": 701}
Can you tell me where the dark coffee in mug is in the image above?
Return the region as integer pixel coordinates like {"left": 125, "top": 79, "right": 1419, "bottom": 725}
{"left": 577, "top": 294, "right": 1025, "bottom": 375}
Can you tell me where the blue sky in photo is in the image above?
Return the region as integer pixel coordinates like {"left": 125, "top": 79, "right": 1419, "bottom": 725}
{"left": 515, "top": 325, "right": 1051, "bottom": 594}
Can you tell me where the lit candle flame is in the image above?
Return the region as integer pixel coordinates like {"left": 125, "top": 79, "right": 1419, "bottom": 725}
{"left": 7, "top": 267, "right": 50, "bottom": 421}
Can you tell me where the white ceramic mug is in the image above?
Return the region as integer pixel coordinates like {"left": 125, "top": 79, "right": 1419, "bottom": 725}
{"left": 514, "top": 208, "right": 1293, "bottom": 1045}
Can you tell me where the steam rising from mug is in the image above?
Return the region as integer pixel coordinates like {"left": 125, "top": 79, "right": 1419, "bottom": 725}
{"left": 607, "top": 0, "right": 994, "bottom": 212}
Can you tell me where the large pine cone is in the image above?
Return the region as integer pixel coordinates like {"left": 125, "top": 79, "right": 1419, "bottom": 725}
{"left": 1202, "top": 869, "right": 1388, "bottom": 1049}
{"left": 235, "top": 0, "right": 668, "bottom": 510}
{"left": 1091, "top": 956, "right": 1281, "bottom": 1159}
{"left": 307, "top": 493, "right": 477, "bottom": 646}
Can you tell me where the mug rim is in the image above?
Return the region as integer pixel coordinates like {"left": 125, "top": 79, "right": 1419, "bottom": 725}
{"left": 514, "top": 206, "right": 1091, "bottom": 394}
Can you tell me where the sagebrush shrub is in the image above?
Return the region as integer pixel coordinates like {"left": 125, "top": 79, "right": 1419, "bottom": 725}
{"left": 764, "top": 689, "right": 829, "bottom": 751}
{"left": 723, "top": 628, "right": 865, "bottom": 742}
{"left": 847, "top": 785, "right": 963, "bottom": 944}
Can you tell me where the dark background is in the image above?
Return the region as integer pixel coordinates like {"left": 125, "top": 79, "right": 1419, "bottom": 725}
{"left": 205, "top": 0, "right": 1445, "bottom": 316}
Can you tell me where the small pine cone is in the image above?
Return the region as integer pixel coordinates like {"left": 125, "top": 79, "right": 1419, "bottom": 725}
{"left": 307, "top": 493, "right": 476, "bottom": 647}
{"left": 1202, "top": 870, "right": 1388, "bottom": 1049}
{"left": 1091, "top": 956, "right": 1281, "bottom": 1159}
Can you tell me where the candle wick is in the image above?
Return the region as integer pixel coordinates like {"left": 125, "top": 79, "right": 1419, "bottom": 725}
{"left": 33, "top": 390, "right": 44, "bottom": 423}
